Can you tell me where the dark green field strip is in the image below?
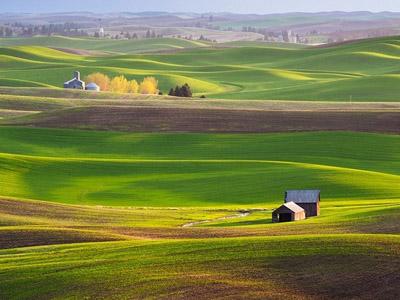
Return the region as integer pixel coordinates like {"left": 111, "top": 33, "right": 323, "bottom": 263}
{"left": 0, "top": 127, "right": 398, "bottom": 174}
{"left": 0, "top": 149, "right": 399, "bottom": 207}
{"left": 0, "top": 235, "right": 399, "bottom": 299}
{"left": 0, "top": 128, "right": 398, "bottom": 207}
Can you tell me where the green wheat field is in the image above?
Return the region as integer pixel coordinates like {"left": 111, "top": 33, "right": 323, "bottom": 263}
{"left": 0, "top": 36, "right": 399, "bottom": 299}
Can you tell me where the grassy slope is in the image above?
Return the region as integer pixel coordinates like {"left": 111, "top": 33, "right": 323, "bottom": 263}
{"left": 0, "top": 36, "right": 209, "bottom": 53}
{"left": 3, "top": 87, "right": 400, "bottom": 110}
{"left": 0, "top": 126, "right": 399, "bottom": 207}
{"left": 1, "top": 36, "right": 400, "bottom": 100}
{"left": 1, "top": 235, "right": 399, "bottom": 299}
{"left": 0, "top": 126, "right": 399, "bottom": 298}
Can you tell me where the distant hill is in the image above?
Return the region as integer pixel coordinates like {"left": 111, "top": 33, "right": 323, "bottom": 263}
{"left": 1, "top": 35, "right": 400, "bottom": 101}
{"left": 3, "top": 11, "right": 400, "bottom": 43}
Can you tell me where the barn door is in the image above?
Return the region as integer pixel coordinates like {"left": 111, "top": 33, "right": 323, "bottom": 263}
{"left": 279, "top": 213, "right": 292, "bottom": 222}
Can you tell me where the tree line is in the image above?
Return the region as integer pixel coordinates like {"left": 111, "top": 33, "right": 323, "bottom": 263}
{"left": 1, "top": 22, "right": 89, "bottom": 37}
{"left": 85, "top": 73, "right": 159, "bottom": 94}
{"left": 84, "top": 73, "right": 198, "bottom": 98}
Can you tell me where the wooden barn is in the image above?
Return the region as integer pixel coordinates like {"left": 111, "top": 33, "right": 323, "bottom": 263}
{"left": 272, "top": 202, "right": 306, "bottom": 223}
{"left": 64, "top": 71, "right": 85, "bottom": 90}
{"left": 285, "top": 190, "right": 320, "bottom": 217}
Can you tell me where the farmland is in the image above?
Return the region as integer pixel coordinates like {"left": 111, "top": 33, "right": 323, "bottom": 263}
{"left": 1, "top": 35, "right": 400, "bottom": 100}
{"left": 0, "top": 125, "right": 400, "bottom": 298}
{"left": 0, "top": 127, "right": 399, "bottom": 207}
{"left": 0, "top": 34, "right": 400, "bottom": 299}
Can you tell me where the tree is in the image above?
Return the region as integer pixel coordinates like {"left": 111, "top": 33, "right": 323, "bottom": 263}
{"left": 180, "top": 83, "right": 192, "bottom": 97}
{"left": 174, "top": 86, "right": 181, "bottom": 97}
{"left": 110, "top": 75, "right": 129, "bottom": 93}
{"left": 139, "top": 77, "right": 159, "bottom": 94}
{"left": 168, "top": 88, "right": 175, "bottom": 96}
{"left": 128, "top": 80, "right": 139, "bottom": 93}
{"left": 84, "top": 72, "right": 110, "bottom": 91}
{"left": 146, "top": 30, "right": 151, "bottom": 38}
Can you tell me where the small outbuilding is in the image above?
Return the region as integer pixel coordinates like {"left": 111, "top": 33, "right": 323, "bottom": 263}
{"left": 86, "top": 82, "right": 100, "bottom": 92}
{"left": 272, "top": 201, "right": 306, "bottom": 223}
{"left": 285, "top": 190, "right": 320, "bottom": 217}
{"left": 64, "top": 71, "right": 85, "bottom": 90}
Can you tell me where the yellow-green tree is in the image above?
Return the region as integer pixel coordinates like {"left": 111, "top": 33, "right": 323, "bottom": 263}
{"left": 128, "top": 80, "right": 139, "bottom": 93}
{"left": 109, "top": 75, "right": 129, "bottom": 93}
{"left": 139, "top": 77, "right": 159, "bottom": 94}
{"left": 84, "top": 72, "right": 110, "bottom": 91}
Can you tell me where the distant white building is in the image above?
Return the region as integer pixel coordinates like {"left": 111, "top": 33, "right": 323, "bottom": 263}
{"left": 99, "top": 27, "right": 105, "bottom": 38}
{"left": 86, "top": 82, "right": 100, "bottom": 92}
{"left": 282, "top": 30, "right": 298, "bottom": 43}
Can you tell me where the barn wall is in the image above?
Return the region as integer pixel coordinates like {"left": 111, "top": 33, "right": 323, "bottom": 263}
{"left": 294, "top": 210, "right": 306, "bottom": 221}
{"left": 64, "top": 79, "right": 85, "bottom": 90}
{"left": 297, "top": 203, "right": 319, "bottom": 217}
{"left": 272, "top": 211, "right": 298, "bottom": 223}
{"left": 272, "top": 212, "right": 279, "bottom": 223}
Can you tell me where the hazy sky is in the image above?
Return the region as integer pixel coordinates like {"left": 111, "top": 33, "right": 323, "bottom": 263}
{"left": 2, "top": 0, "right": 400, "bottom": 14}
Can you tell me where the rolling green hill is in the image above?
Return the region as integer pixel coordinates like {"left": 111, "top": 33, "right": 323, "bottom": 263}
{"left": 1, "top": 126, "right": 399, "bottom": 298}
{"left": 0, "top": 36, "right": 209, "bottom": 54}
{"left": 0, "top": 127, "right": 398, "bottom": 207}
{"left": 1, "top": 36, "right": 400, "bottom": 100}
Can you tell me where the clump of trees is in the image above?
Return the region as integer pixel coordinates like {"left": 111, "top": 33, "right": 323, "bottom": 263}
{"left": 168, "top": 83, "right": 193, "bottom": 98}
{"left": 84, "top": 73, "right": 158, "bottom": 94}
{"left": 109, "top": 75, "right": 139, "bottom": 93}
{"left": 2, "top": 22, "right": 89, "bottom": 37}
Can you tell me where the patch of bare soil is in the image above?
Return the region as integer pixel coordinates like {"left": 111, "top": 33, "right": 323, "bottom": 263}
{"left": 268, "top": 254, "right": 400, "bottom": 299}
{"left": 14, "top": 106, "right": 400, "bottom": 134}
{"left": 104, "top": 226, "right": 256, "bottom": 239}
{"left": 0, "top": 228, "right": 120, "bottom": 249}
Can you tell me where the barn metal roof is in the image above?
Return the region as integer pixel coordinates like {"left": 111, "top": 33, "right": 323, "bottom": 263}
{"left": 282, "top": 201, "right": 305, "bottom": 213}
{"left": 64, "top": 78, "right": 85, "bottom": 85}
{"left": 285, "top": 190, "right": 320, "bottom": 203}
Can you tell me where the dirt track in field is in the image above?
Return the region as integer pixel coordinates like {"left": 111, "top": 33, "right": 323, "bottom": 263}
{"left": 12, "top": 106, "right": 400, "bottom": 134}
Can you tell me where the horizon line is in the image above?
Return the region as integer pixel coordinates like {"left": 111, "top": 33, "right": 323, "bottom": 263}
{"left": 2, "top": 10, "right": 400, "bottom": 15}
